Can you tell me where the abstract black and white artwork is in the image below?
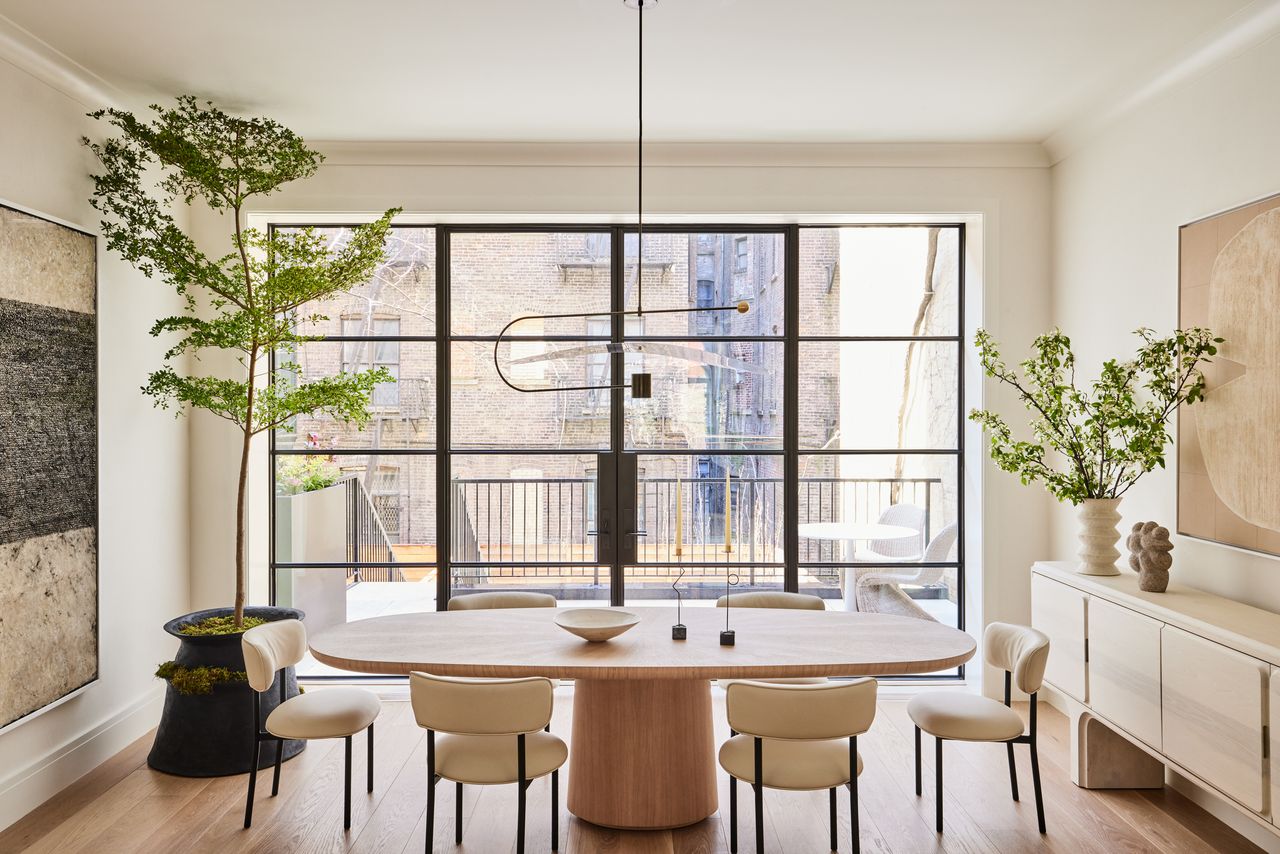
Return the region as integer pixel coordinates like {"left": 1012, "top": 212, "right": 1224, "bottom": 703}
{"left": 0, "top": 202, "right": 97, "bottom": 729}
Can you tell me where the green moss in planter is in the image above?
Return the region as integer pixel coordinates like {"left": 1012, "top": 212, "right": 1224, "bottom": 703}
{"left": 156, "top": 661, "right": 248, "bottom": 695}
{"left": 177, "top": 615, "right": 267, "bottom": 636}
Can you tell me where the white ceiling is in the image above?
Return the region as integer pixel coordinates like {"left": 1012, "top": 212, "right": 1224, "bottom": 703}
{"left": 0, "top": 0, "right": 1258, "bottom": 143}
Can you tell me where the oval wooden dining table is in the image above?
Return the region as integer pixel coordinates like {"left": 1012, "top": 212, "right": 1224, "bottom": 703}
{"left": 309, "top": 605, "right": 975, "bottom": 831}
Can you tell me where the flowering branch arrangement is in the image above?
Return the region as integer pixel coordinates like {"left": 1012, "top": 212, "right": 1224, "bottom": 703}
{"left": 969, "top": 327, "right": 1222, "bottom": 505}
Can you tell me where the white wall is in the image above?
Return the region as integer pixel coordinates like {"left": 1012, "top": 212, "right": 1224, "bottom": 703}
{"left": 1051, "top": 33, "right": 1280, "bottom": 608}
{"left": 0, "top": 59, "right": 190, "bottom": 829}
{"left": 188, "top": 142, "right": 1054, "bottom": 695}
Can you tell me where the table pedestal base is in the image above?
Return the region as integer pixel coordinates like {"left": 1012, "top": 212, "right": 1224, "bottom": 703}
{"left": 567, "top": 678, "right": 718, "bottom": 830}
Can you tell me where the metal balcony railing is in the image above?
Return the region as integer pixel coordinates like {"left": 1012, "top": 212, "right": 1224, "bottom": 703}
{"left": 343, "top": 475, "right": 401, "bottom": 584}
{"left": 448, "top": 475, "right": 944, "bottom": 589}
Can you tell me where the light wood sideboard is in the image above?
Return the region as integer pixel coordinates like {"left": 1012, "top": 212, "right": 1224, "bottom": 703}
{"left": 1031, "top": 560, "right": 1280, "bottom": 838}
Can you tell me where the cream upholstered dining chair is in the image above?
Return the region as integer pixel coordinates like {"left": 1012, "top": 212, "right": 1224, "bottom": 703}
{"left": 241, "top": 619, "right": 380, "bottom": 830}
{"left": 410, "top": 672, "right": 567, "bottom": 854}
{"left": 855, "top": 523, "right": 958, "bottom": 598}
{"left": 716, "top": 591, "right": 826, "bottom": 611}
{"left": 908, "top": 622, "right": 1050, "bottom": 834}
{"left": 447, "top": 591, "right": 557, "bottom": 610}
{"left": 716, "top": 592, "right": 828, "bottom": 689}
{"left": 720, "top": 679, "right": 877, "bottom": 854}
{"left": 446, "top": 591, "right": 557, "bottom": 733}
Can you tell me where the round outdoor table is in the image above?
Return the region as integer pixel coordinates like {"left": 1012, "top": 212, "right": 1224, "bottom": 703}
{"left": 310, "top": 605, "right": 974, "bottom": 830}
{"left": 798, "top": 521, "right": 921, "bottom": 609}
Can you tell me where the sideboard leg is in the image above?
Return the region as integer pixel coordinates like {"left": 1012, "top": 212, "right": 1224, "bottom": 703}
{"left": 1076, "top": 713, "right": 1165, "bottom": 789}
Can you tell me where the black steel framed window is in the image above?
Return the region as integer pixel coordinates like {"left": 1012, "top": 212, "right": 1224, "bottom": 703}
{"left": 268, "top": 221, "right": 966, "bottom": 679}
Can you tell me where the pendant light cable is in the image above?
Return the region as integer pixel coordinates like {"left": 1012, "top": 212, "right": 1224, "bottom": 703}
{"left": 493, "top": 0, "right": 750, "bottom": 398}
{"left": 636, "top": 0, "right": 645, "bottom": 315}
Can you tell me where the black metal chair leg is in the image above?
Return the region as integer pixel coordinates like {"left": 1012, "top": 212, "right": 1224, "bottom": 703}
{"left": 244, "top": 738, "right": 262, "bottom": 828}
{"left": 368, "top": 724, "right": 375, "bottom": 793}
{"left": 829, "top": 788, "right": 837, "bottom": 852}
{"left": 1030, "top": 742, "right": 1046, "bottom": 834}
{"left": 914, "top": 725, "right": 921, "bottom": 796}
{"left": 753, "top": 737, "right": 765, "bottom": 854}
{"left": 729, "top": 776, "right": 738, "bottom": 853}
{"left": 271, "top": 737, "right": 284, "bottom": 797}
{"left": 935, "top": 737, "right": 943, "bottom": 834}
{"left": 425, "top": 776, "right": 436, "bottom": 854}
{"left": 517, "top": 733, "right": 527, "bottom": 854}
{"left": 455, "top": 782, "right": 463, "bottom": 845}
{"left": 516, "top": 783, "right": 527, "bottom": 854}
{"left": 344, "top": 734, "right": 353, "bottom": 830}
{"left": 1006, "top": 742, "right": 1019, "bottom": 801}
{"left": 849, "top": 737, "right": 859, "bottom": 854}
{"left": 426, "top": 731, "right": 437, "bottom": 854}
{"left": 551, "top": 770, "right": 560, "bottom": 851}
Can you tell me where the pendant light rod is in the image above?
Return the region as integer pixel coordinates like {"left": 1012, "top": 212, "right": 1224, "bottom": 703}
{"left": 492, "top": 0, "right": 751, "bottom": 398}
{"left": 636, "top": 0, "right": 644, "bottom": 315}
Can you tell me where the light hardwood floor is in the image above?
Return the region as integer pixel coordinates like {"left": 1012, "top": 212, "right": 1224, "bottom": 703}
{"left": 0, "top": 689, "right": 1263, "bottom": 853}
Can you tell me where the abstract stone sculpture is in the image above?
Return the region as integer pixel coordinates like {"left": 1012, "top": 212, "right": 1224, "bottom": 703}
{"left": 1126, "top": 521, "right": 1174, "bottom": 592}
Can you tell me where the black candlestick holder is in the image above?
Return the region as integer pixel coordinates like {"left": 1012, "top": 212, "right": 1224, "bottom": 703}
{"left": 672, "top": 565, "right": 687, "bottom": 640}
{"left": 720, "top": 571, "right": 740, "bottom": 646}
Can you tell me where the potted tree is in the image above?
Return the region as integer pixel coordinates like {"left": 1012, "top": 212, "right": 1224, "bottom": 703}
{"left": 85, "top": 97, "right": 399, "bottom": 775}
{"left": 970, "top": 327, "right": 1220, "bottom": 575}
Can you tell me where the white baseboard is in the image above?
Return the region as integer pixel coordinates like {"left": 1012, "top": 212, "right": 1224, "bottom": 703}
{"left": 0, "top": 687, "right": 164, "bottom": 833}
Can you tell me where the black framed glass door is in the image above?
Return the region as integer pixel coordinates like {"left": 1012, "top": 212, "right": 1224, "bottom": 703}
{"left": 269, "top": 221, "right": 965, "bottom": 675}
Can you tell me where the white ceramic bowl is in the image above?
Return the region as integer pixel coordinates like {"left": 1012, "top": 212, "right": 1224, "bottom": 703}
{"left": 554, "top": 608, "right": 641, "bottom": 642}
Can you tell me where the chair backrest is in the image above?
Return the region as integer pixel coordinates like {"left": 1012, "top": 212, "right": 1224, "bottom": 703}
{"left": 242, "top": 619, "right": 307, "bottom": 692}
{"left": 409, "top": 672, "right": 554, "bottom": 735}
{"left": 726, "top": 678, "right": 877, "bottom": 740}
{"left": 984, "top": 622, "right": 1051, "bottom": 695}
{"left": 715, "top": 591, "right": 825, "bottom": 610}
{"left": 923, "top": 523, "right": 958, "bottom": 562}
{"left": 447, "top": 591, "right": 557, "bottom": 611}
{"left": 914, "top": 523, "right": 960, "bottom": 586}
{"left": 871, "top": 503, "right": 926, "bottom": 557}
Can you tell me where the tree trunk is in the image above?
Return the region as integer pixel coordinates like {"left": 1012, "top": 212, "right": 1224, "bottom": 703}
{"left": 234, "top": 348, "right": 257, "bottom": 628}
{"left": 892, "top": 228, "right": 940, "bottom": 502}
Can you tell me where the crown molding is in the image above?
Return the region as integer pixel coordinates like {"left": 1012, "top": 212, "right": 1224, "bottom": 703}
{"left": 1045, "top": 0, "right": 1280, "bottom": 164}
{"left": 312, "top": 140, "right": 1051, "bottom": 170}
{"left": 0, "top": 13, "right": 121, "bottom": 109}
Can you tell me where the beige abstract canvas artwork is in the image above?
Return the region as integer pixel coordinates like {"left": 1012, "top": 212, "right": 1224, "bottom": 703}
{"left": 0, "top": 203, "right": 98, "bottom": 728}
{"left": 1178, "top": 193, "right": 1280, "bottom": 555}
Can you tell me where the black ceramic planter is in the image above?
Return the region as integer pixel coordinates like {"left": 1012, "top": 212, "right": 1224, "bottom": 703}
{"left": 147, "top": 606, "right": 306, "bottom": 777}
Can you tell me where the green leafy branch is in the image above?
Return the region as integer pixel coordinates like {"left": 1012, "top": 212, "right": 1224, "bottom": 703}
{"left": 85, "top": 97, "right": 401, "bottom": 626}
{"left": 970, "top": 327, "right": 1222, "bottom": 505}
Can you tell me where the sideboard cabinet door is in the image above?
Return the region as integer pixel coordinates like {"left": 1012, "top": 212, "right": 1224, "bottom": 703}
{"left": 1271, "top": 668, "right": 1280, "bottom": 825}
{"left": 1031, "top": 573, "right": 1088, "bottom": 703}
{"left": 1162, "top": 626, "right": 1267, "bottom": 813}
{"left": 1088, "top": 598, "right": 1163, "bottom": 750}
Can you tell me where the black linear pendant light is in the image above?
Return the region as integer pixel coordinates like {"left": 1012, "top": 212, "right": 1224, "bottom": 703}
{"left": 493, "top": 0, "right": 748, "bottom": 398}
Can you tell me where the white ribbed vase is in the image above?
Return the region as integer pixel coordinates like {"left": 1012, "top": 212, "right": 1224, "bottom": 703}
{"left": 1077, "top": 497, "right": 1123, "bottom": 576}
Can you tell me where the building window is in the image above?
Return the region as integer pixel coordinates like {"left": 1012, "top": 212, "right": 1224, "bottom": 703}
{"left": 696, "top": 279, "right": 715, "bottom": 308}
{"left": 507, "top": 316, "right": 546, "bottom": 384}
{"left": 734, "top": 237, "right": 748, "bottom": 272}
{"left": 371, "top": 465, "right": 402, "bottom": 542}
{"left": 342, "top": 317, "right": 400, "bottom": 406}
